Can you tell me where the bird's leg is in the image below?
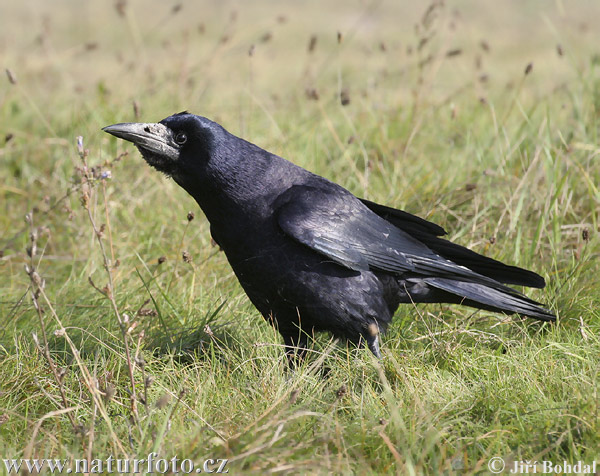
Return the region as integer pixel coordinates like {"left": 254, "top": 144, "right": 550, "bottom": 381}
{"left": 365, "top": 322, "right": 382, "bottom": 358}
{"left": 283, "top": 333, "right": 309, "bottom": 370}
{"left": 367, "top": 334, "right": 382, "bottom": 358}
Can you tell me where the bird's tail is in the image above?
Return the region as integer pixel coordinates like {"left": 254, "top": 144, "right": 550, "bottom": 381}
{"left": 422, "top": 277, "right": 555, "bottom": 321}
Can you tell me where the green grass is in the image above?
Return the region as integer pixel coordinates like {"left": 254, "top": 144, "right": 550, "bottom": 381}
{"left": 1, "top": 0, "right": 599, "bottom": 474}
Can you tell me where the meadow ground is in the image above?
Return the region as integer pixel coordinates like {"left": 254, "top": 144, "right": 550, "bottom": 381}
{"left": 1, "top": 0, "right": 599, "bottom": 474}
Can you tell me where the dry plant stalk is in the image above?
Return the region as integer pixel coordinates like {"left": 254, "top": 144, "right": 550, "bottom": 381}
{"left": 24, "top": 210, "right": 126, "bottom": 457}
{"left": 24, "top": 212, "right": 77, "bottom": 431}
{"left": 75, "top": 136, "right": 141, "bottom": 426}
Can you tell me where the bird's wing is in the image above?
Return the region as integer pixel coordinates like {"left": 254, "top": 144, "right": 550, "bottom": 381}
{"left": 277, "top": 185, "right": 523, "bottom": 292}
{"left": 277, "top": 186, "right": 413, "bottom": 273}
{"left": 359, "top": 198, "right": 447, "bottom": 236}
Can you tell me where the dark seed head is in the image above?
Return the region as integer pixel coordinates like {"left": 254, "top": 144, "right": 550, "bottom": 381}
{"left": 289, "top": 389, "right": 299, "bottom": 404}
{"left": 582, "top": 228, "right": 589, "bottom": 241}
{"left": 305, "top": 88, "right": 319, "bottom": 101}
{"left": 138, "top": 308, "right": 158, "bottom": 317}
{"left": 115, "top": 0, "right": 126, "bottom": 17}
{"left": 133, "top": 100, "right": 140, "bottom": 120}
{"left": 6, "top": 69, "right": 17, "bottom": 85}
{"left": 446, "top": 48, "right": 462, "bottom": 57}
{"left": 524, "top": 62, "right": 533, "bottom": 75}
{"left": 259, "top": 32, "right": 272, "bottom": 43}
{"left": 187, "top": 211, "right": 195, "bottom": 222}
{"left": 308, "top": 35, "right": 317, "bottom": 53}
{"left": 340, "top": 89, "right": 350, "bottom": 106}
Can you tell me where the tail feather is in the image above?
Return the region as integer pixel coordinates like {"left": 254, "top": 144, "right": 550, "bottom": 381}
{"left": 422, "top": 277, "right": 555, "bottom": 321}
{"left": 360, "top": 198, "right": 547, "bottom": 288}
{"left": 419, "top": 237, "right": 546, "bottom": 288}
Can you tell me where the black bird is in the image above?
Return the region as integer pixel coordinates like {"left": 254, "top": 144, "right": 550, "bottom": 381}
{"left": 103, "top": 112, "right": 555, "bottom": 362}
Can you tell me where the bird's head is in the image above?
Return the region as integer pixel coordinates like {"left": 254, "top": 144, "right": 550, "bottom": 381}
{"left": 104, "top": 111, "right": 285, "bottom": 215}
{"left": 102, "top": 112, "right": 221, "bottom": 182}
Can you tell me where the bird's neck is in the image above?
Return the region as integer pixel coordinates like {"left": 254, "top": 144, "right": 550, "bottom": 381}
{"left": 175, "top": 150, "right": 293, "bottom": 227}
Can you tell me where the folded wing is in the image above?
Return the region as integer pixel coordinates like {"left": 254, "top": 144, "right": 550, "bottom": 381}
{"left": 277, "top": 185, "right": 554, "bottom": 321}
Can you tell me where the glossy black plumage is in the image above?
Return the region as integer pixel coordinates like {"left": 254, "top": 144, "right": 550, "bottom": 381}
{"left": 103, "top": 112, "right": 555, "bottom": 363}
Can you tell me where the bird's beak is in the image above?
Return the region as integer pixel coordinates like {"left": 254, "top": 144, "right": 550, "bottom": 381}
{"left": 102, "top": 122, "right": 179, "bottom": 160}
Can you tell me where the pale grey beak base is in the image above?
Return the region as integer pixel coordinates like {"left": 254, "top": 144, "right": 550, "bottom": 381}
{"left": 102, "top": 122, "right": 179, "bottom": 160}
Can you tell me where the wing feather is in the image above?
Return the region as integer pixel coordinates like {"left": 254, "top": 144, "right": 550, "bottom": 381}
{"left": 277, "top": 185, "right": 528, "bottom": 297}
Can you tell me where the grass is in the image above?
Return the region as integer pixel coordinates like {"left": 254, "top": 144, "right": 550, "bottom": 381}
{"left": 1, "top": 0, "right": 599, "bottom": 474}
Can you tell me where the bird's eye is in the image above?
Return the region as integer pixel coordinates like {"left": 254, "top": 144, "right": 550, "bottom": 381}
{"left": 175, "top": 132, "right": 187, "bottom": 145}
